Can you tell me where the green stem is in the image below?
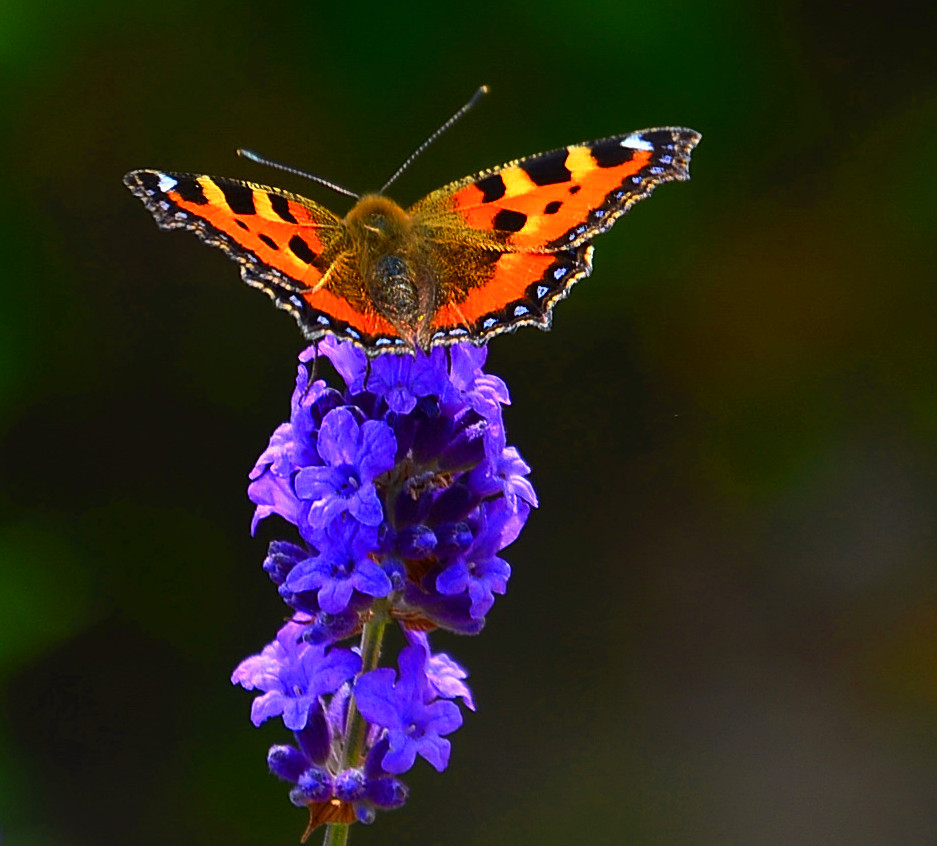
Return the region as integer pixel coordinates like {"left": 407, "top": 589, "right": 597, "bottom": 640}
{"left": 322, "top": 602, "right": 390, "bottom": 846}
{"left": 322, "top": 823, "right": 349, "bottom": 846}
{"left": 342, "top": 603, "right": 389, "bottom": 768}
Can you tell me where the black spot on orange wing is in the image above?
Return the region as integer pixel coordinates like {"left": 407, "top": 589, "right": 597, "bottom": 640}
{"left": 492, "top": 208, "right": 528, "bottom": 233}
{"left": 174, "top": 176, "right": 209, "bottom": 205}
{"left": 475, "top": 173, "right": 507, "bottom": 203}
{"left": 270, "top": 193, "right": 298, "bottom": 223}
{"left": 258, "top": 233, "right": 279, "bottom": 250}
{"left": 220, "top": 182, "right": 257, "bottom": 215}
{"left": 589, "top": 139, "right": 639, "bottom": 169}
{"left": 544, "top": 200, "right": 562, "bottom": 214}
{"left": 519, "top": 148, "right": 572, "bottom": 186}
{"left": 289, "top": 235, "right": 318, "bottom": 264}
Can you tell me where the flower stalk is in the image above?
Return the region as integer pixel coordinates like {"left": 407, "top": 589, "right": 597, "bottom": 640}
{"left": 342, "top": 605, "right": 389, "bottom": 770}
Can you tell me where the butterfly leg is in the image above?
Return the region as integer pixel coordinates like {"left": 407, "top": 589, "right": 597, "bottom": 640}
{"left": 307, "top": 340, "right": 321, "bottom": 386}
{"left": 306, "top": 252, "right": 348, "bottom": 294}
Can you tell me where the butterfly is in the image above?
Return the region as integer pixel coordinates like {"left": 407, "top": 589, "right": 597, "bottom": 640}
{"left": 124, "top": 92, "right": 700, "bottom": 356}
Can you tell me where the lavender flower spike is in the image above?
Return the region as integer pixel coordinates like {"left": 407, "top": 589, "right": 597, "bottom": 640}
{"left": 235, "top": 339, "right": 537, "bottom": 839}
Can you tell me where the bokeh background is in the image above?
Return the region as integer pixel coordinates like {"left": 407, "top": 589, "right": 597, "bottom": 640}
{"left": 2, "top": 1, "right": 937, "bottom": 844}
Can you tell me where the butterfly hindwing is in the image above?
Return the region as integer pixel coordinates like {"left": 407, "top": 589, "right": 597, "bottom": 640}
{"left": 421, "top": 244, "right": 595, "bottom": 346}
{"left": 409, "top": 127, "right": 700, "bottom": 344}
{"left": 123, "top": 170, "right": 409, "bottom": 348}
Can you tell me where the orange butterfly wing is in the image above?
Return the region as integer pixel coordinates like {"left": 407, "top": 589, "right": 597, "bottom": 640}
{"left": 122, "top": 171, "right": 406, "bottom": 348}
{"left": 409, "top": 127, "right": 701, "bottom": 345}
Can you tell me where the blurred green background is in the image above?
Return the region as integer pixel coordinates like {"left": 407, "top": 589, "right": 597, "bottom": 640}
{"left": 2, "top": 1, "right": 937, "bottom": 844}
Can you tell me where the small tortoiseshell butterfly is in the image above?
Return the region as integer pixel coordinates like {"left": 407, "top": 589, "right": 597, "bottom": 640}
{"left": 124, "top": 89, "right": 700, "bottom": 355}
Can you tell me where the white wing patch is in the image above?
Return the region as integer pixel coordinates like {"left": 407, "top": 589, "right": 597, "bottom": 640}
{"left": 619, "top": 133, "right": 654, "bottom": 152}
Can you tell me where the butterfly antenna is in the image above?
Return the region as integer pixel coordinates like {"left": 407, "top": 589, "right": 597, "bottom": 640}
{"left": 380, "top": 85, "right": 489, "bottom": 194}
{"left": 237, "top": 148, "right": 361, "bottom": 199}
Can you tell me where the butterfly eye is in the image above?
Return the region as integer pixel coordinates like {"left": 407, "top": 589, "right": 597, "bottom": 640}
{"left": 361, "top": 212, "right": 394, "bottom": 237}
{"left": 350, "top": 201, "right": 409, "bottom": 244}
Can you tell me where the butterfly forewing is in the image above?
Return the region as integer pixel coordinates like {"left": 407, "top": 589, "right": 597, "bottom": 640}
{"left": 411, "top": 128, "right": 700, "bottom": 252}
{"left": 123, "top": 170, "right": 414, "bottom": 348}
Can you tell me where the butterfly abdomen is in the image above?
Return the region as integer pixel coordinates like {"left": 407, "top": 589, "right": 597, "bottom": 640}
{"left": 369, "top": 254, "right": 420, "bottom": 324}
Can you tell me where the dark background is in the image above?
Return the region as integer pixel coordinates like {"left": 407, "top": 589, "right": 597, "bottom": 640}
{"left": 2, "top": 1, "right": 937, "bottom": 844}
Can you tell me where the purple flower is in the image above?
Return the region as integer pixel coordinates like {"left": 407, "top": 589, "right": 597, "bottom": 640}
{"left": 292, "top": 767, "right": 334, "bottom": 804}
{"left": 247, "top": 423, "right": 306, "bottom": 533}
{"left": 268, "top": 744, "right": 312, "bottom": 782}
{"left": 247, "top": 364, "right": 331, "bottom": 533}
{"left": 365, "top": 347, "right": 452, "bottom": 414}
{"left": 406, "top": 631, "right": 475, "bottom": 711}
{"left": 446, "top": 344, "right": 511, "bottom": 427}
{"left": 262, "top": 539, "right": 308, "bottom": 586}
{"left": 471, "top": 441, "right": 539, "bottom": 510}
{"left": 231, "top": 619, "right": 361, "bottom": 730}
{"left": 355, "top": 645, "right": 463, "bottom": 774}
{"left": 311, "top": 337, "right": 367, "bottom": 394}
{"left": 435, "top": 498, "right": 526, "bottom": 619}
{"left": 284, "top": 519, "right": 391, "bottom": 615}
{"left": 294, "top": 407, "right": 396, "bottom": 533}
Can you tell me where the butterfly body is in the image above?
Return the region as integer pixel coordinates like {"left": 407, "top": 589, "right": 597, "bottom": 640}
{"left": 342, "top": 194, "right": 439, "bottom": 349}
{"left": 124, "top": 127, "right": 700, "bottom": 355}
